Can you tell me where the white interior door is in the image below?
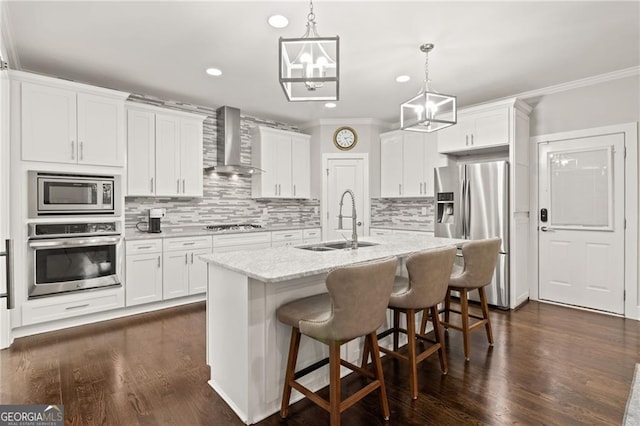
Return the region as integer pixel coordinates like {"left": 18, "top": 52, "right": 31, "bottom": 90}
{"left": 324, "top": 156, "right": 369, "bottom": 241}
{"left": 538, "top": 134, "right": 625, "bottom": 314}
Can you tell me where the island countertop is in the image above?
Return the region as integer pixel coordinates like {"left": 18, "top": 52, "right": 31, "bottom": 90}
{"left": 200, "top": 233, "right": 465, "bottom": 283}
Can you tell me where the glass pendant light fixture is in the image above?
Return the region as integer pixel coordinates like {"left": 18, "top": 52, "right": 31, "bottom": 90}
{"left": 279, "top": 0, "right": 339, "bottom": 101}
{"left": 401, "top": 43, "right": 456, "bottom": 133}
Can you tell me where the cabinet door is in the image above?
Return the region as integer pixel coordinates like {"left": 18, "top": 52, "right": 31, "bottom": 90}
{"left": 257, "top": 131, "right": 278, "bottom": 197}
{"left": 127, "top": 109, "right": 156, "bottom": 196}
{"left": 437, "top": 118, "right": 469, "bottom": 153}
{"left": 188, "top": 248, "right": 210, "bottom": 294}
{"left": 155, "top": 114, "right": 181, "bottom": 196}
{"left": 125, "top": 253, "right": 163, "bottom": 306}
{"left": 180, "top": 118, "right": 204, "bottom": 197}
{"left": 470, "top": 106, "right": 509, "bottom": 148}
{"left": 380, "top": 133, "right": 403, "bottom": 197}
{"left": 422, "top": 132, "right": 442, "bottom": 197}
{"left": 163, "top": 250, "right": 190, "bottom": 299}
{"left": 402, "top": 132, "right": 425, "bottom": 197}
{"left": 77, "top": 93, "right": 124, "bottom": 166}
{"left": 291, "top": 135, "right": 310, "bottom": 198}
{"left": 21, "top": 82, "right": 77, "bottom": 163}
{"left": 275, "top": 134, "right": 292, "bottom": 197}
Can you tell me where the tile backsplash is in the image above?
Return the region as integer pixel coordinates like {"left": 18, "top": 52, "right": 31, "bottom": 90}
{"left": 124, "top": 94, "right": 320, "bottom": 229}
{"left": 370, "top": 198, "right": 435, "bottom": 231}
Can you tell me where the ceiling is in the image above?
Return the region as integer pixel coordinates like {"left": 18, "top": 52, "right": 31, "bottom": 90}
{"left": 3, "top": 1, "right": 639, "bottom": 126}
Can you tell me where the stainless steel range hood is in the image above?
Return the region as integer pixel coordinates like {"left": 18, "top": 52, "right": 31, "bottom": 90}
{"left": 204, "top": 106, "right": 261, "bottom": 176}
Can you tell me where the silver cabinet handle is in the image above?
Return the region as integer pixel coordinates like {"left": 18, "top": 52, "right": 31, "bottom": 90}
{"left": 0, "top": 239, "right": 14, "bottom": 310}
{"left": 274, "top": 184, "right": 278, "bottom": 196}
{"left": 65, "top": 304, "right": 90, "bottom": 310}
{"left": 185, "top": 253, "right": 188, "bottom": 264}
{"left": 398, "top": 184, "right": 401, "bottom": 195}
{"left": 279, "top": 184, "right": 281, "bottom": 196}
{"left": 177, "top": 179, "right": 180, "bottom": 194}
{"left": 157, "top": 256, "right": 161, "bottom": 268}
{"left": 183, "top": 242, "right": 195, "bottom": 246}
{"left": 150, "top": 178, "right": 154, "bottom": 193}
{"left": 80, "top": 141, "right": 84, "bottom": 160}
{"left": 71, "top": 141, "right": 75, "bottom": 160}
{"left": 470, "top": 134, "right": 474, "bottom": 145}
{"left": 293, "top": 184, "right": 296, "bottom": 197}
{"left": 465, "top": 135, "right": 469, "bottom": 146}
{"left": 183, "top": 179, "right": 185, "bottom": 193}
{"left": 419, "top": 182, "right": 423, "bottom": 194}
{"left": 137, "top": 245, "right": 153, "bottom": 250}
{"left": 191, "top": 253, "right": 194, "bottom": 264}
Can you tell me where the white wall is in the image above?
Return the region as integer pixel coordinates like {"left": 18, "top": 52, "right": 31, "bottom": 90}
{"left": 528, "top": 75, "right": 639, "bottom": 136}
{"left": 302, "top": 119, "right": 392, "bottom": 199}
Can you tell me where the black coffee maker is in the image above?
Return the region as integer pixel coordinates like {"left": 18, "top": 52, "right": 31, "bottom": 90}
{"left": 136, "top": 208, "right": 164, "bottom": 233}
{"left": 148, "top": 208, "right": 163, "bottom": 233}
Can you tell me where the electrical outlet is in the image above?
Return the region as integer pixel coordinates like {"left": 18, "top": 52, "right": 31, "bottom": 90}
{"left": 421, "top": 207, "right": 427, "bottom": 216}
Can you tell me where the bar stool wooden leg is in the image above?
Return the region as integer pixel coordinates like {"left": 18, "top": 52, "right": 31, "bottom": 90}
{"left": 360, "top": 335, "right": 371, "bottom": 368}
{"left": 281, "top": 327, "right": 301, "bottom": 418}
{"left": 419, "top": 308, "right": 427, "bottom": 335}
{"left": 430, "top": 306, "right": 448, "bottom": 374}
{"left": 460, "top": 290, "right": 471, "bottom": 361}
{"left": 392, "top": 310, "right": 400, "bottom": 351}
{"left": 444, "top": 288, "right": 451, "bottom": 326}
{"left": 329, "top": 341, "right": 341, "bottom": 426}
{"left": 369, "top": 332, "right": 390, "bottom": 420}
{"left": 478, "top": 287, "right": 494, "bottom": 346}
{"left": 406, "top": 309, "right": 418, "bottom": 399}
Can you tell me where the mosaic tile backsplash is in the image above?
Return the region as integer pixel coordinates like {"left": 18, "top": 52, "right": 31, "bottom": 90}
{"left": 370, "top": 198, "right": 435, "bottom": 231}
{"left": 124, "top": 94, "right": 320, "bottom": 229}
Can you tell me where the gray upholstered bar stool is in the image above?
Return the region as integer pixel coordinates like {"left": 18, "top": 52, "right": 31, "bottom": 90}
{"left": 362, "top": 246, "right": 457, "bottom": 400}
{"left": 436, "top": 237, "right": 501, "bottom": 361}
{"left": 277, "top": 256, "right": 397, "bottom": 426}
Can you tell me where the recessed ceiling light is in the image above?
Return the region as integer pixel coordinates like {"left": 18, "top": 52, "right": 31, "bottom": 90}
{"left": 396, "top": 75, "right": 411, "bottom": 83}
{"left": 325, "top": 102, "right": 337, "bottom": 109}
{"left": 268, "top": 15, "right": 288, "bottom": 28}
{"left": 206, "top": 68, "right": 222, "bottom": 77}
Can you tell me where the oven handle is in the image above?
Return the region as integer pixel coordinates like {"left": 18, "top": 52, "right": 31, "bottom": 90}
{"left": 29, "top": 236, "right": 122, "bottom": 248}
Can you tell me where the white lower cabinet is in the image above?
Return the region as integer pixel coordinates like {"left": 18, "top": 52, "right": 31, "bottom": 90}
{"left": 302, "top": 228, "right": 321, "bottom": 244}
{"left": 163, "top": 236, "right": 213, "bottom": 300}
{"left": 125, "top": 239, "right": 163, "bottom": 307}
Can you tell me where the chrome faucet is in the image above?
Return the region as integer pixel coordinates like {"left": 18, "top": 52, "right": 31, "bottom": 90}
{"left": 338, "top": 189, "right": 358, "bottom": 249}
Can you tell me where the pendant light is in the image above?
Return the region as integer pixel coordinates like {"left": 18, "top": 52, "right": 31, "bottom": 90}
{"left": 279, "top": 0, "right": 339, "bottom": 101}
{"left": 400, "top": 43, "right": 456, "bottom": 133}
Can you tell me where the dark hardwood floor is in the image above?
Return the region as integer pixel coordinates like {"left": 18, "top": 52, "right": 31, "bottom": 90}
{"left": 1, "top": 300, "right": 638, "bottom": 425}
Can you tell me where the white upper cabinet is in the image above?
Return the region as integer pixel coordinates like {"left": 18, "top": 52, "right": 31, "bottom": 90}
{"left": 251, "top": 126, "right": 311, "bottom": 199}
{"left": 20, "top": 78, "right": 127, "bottom": 166}
{"left": 380, "top": 130, "right": 444, "bottom": 198}
{"left": 438, "top": 103, "right": 511, "bottom": 154}
{"left": 126, "top": 103, "right": 206, "bottom": 197}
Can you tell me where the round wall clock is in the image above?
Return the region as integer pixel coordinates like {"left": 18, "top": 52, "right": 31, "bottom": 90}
{"left": 333, "top": 126, "right": 358, "bottom": 151}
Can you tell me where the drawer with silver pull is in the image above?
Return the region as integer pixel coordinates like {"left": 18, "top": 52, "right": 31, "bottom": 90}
{"left": 302, "top": 228, "right": 321, "bottom": 239}
{"left": 271, "top": 230, "right": 303, "bottom": 242}
{"left": 164, "top": 236, "right": 212, "bottom": 252}
{"left": 126, "top": 239, "right": 162, "bottom": 254}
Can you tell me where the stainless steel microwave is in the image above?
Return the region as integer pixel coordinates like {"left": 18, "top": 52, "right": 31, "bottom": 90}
{"left": 29, "top": 172, "right": 120, "bottom": 216}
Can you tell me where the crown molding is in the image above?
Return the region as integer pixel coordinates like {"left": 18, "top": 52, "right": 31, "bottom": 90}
{"left": 1, "top": 1, "right": 20, "bottom": 69}
{"left": 300, "top": 117, "right": 393, "bottom": 130}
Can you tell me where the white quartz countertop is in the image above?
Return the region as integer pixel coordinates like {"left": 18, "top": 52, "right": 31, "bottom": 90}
{"left": 125, "top": 224, "right": 321, "bottom": 241}
{"left": 201, "top": 234, "right": 465, "bottom": 283}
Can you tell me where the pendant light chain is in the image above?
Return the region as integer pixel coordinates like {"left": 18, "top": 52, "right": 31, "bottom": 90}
{"left": 305, "top": 0, "right": 319, "bottom": 37}
{"left": 424, "top": 48, "right": 431, "bottom": 92}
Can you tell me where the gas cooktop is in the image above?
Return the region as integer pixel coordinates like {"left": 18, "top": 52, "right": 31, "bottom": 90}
{"left": 203, "top": 224, "right": 263, "bottom": 232}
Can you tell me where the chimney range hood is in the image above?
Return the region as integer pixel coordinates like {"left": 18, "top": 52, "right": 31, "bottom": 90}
{"left": 204, "top": 106, "right": 262, "bottom": 176}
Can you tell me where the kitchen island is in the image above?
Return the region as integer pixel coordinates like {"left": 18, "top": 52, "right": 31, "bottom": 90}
{"left": 201, "top": 233, "right": 464, "bottom": 424}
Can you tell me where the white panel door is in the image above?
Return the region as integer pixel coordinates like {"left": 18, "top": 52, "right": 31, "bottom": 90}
{"left": 180, "top": 118, "right": 203, "bottom": 197}
{"left": 126, "top": 109, "right": 156, "bottom": 196}
{"left": 163, "top": 251, "right": 190, "bottom": 300}
{"left": 380, "top": 133, "right": 403, "bottom": 197}
{"left": 326, "top": 158, "right": 366, "bottom": 240}
{"left": 155, "top": 114, "right": 181, "bottom": 196}
{"left": 125, "top": 253, "right": 163, "bottom": 306}
{"left": 77, "top": 93, "right": 123, "bottom": 166}
{"left": 21, "top": 82, "right": 77, "bottom": 163}
{"left": 538, "top": 134, "right": 625, "bottom": 314}
{"left": 188, "top": 248, "right": 210, "bottom": 295}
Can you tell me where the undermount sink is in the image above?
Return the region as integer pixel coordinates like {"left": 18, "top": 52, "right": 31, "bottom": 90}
{"left": 298, "top": 241, "right": 378, "bottom": 251}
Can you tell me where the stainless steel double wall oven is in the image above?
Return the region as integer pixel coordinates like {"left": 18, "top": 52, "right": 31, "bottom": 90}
{"left": 27, "top": 172, "right": 123, "bottom": 299}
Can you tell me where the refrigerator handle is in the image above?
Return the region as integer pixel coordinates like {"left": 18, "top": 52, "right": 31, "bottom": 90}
{"left": 461, "top": 179, "right": 467, "bottom": 239}
{"left": 466, "top": 178, "right": 472, "bottom": 239}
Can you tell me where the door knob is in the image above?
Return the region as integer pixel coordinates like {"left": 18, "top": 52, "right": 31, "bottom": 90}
{"left": 540, "top": 226, "right": 554, "bottom": 232}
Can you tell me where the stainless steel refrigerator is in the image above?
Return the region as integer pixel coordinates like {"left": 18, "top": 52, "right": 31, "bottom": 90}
{"left": 434, "top": 161, "right": 509, "bottom": 309}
